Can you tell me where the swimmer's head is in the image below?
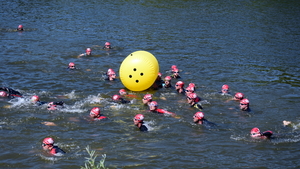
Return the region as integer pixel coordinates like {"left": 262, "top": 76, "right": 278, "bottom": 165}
{"left": 134, "top": 114, "right": 144, "bottom": 122}
{"left": 250, "top": 127, "right": 261, "bottom": 138}
{"left": 104, "top": 42, "right": 111, "bottom": 48}
{"left": 86, "top": 48, "right": 92, "bottom": 52}
{"left": 173, "top": 68, "right": 179, "bottom": 74}
{"left": 17, "top": 25, "right": 23, "bottom": 30}
{"left": 185, "top": 86, "right": 194, "bottom": 94}
{"left": 222, "top": 84, "right": 229, "bottom": 93}
{"left": 42, "top": 137, "right": 54, "bottom": 150}
{"left": 240, "top": 99, "right": 250, "bottom": 111}
{"left": 176, "top": 81, "right": 184, "bottom": 88}
{"left": 43, "top": 137, "right": 54, "bottom": 145}
{"left": 143, "top": 94, "right": 152, "bottom": 102}
{"left": 31, "top": 95, "right": 40, "bottom": 102}
{"left": 234, "top": 92, "right": 244, "bottom": 100}
{"left": 165, "top": 76, "right": 171, "bottom": 81}
{"left": 68, "top": 62, "right": 75, "bottom": 69}
{"left": 112, "top": 95, "right": 121, "bottom": 101}
{"left": 107, "top": 69, "right": 116, "bottom": 77}
{"left": 47, "top": 102, "right": 57, "bottom": 110}
{"left": 149, "top": 101, "right": 158, "bottom": 110}
{"left": 187, "top": 93, "right": 200, "bottom": 103}
{"left": 193, "top": 112, "right": 205, "bottom": 120}
{"left": 240, "top": 99, "right": 249, "bottom": 105}
{"left": 119, "top": 89, "right": 127, "bottom": 95}
{"left": 0, "top": 91, "right": 9, "bottom": 97}
{"left": 90, "top": 107, "right": 100, "bottom": 117}
{"left": 86, "top": 48, "right": 92, "bottom": 55}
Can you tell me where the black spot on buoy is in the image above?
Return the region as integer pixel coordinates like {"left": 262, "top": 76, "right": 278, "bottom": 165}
{"left": 140, "top": 73, "right": 143, "bottom": 76}
{"left": 136, "top": 80, "right": 139, "bottom": 83}
{"left": 131, "top": 54, "right": 133, "bottom": 56}
{"left": 129, "top": 75, "right": 132, "bottom": 78}
{"left": 133, "top": 68, "right": 137, "bottom": 71}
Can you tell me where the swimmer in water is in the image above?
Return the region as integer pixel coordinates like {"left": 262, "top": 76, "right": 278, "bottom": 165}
{"left": 151, "top": 72, "right": 163, "bottom": 89}
{"left": 17, "top": 25, "right": 23, "bottom": 31}
{"left": 220, "top": 84, "right": 230, "bottom": 95}
{"left": 250, "top": 127, "right": 273, "bottom": 139}
{"left": 133, "top": 114, "right": 148, "bottom": 132}
{"left": 0, "top": 87, "right": 22, "bottom": 99}
{"left": 103, "top": 42, "right": 112, "bottom": 49}
{"left": 187, "top": 93, "right": 203, "bottom": 111}
{"left": 112, "top": 95, "right": 130, "bottom": 104}
{"left": 148, "top": 101, "right": 176, "bottom": 116}
{"left": 105, "top": 68, "right": 116, "bottom": 81}
{"left": 119, "top": 89, "right": 127, "bottom": 96}
{"left": 283, "top": 120, "right": 300, "bottom": 129}
{"left": 233, "top": 92, "right": 244, "bottom": 101}
{"left": 47, "top": 101, "right": 64, "bottom": 110}
{"left": 42, "top": 137, "right": 66, "bottom": 156}
{"left": 175, "top": 81, "right": 185, "bottom": 94}
{"left": 90, "top": 107, "right": 107, "bottom": 120}
{"left": 171, "top": 68, "right": 181, "bottom": 79}
{"left": 142, "top": 94, "right": 153, "bottom": 106}
{"left": 193, "top": 112, "right": 216, "bottom": 127}
{"left": 78, "top": 48, "right": 92, "bottom": 58}
{"left": 67, "top": 62, "right": 76, "bottom": 70}
{"left": 240, "top": 98, "right": 250, "bottom": 111}
{"left": 162, "top": 76, "right": 172, "bottom": 88}
{"left": 31, "top": 95, "right": 64, "bottom": 109}
{"left": 185, "top": 86, "right": 194, "bottom": 96}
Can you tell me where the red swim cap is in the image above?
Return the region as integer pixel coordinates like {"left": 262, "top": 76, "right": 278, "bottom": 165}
{"left": 171, "top": 65, "right": 177, "bottom": 70}
{"left": 112, "top": 95, "right": 121, "bottom": 101}
{"left": 186, "top": 86, "right": 194, "bottom": 93}
{"left": 251, "top": 127, "right": 260, "bottom": 134}
{"left": 165, "top": 76, "right": 171, "bottom": 81}
{"left": 176, "top": 81, "right": 184, "bottom": 87}
{"left": 105, "top": 42, "right": 111, "bottom": 46}
{"left": 143, "top": 94, "right": 152, "bottom": 101}
{"left": 69, "top": 62, "right": 75, "bottom": 67}
{"left": 235, "top": 93, "right": 244, "bottom": 100}
{"left": 0, "top": 91, "right": 8, "bottom": 97}
{"left": 222, "top": 84, "right": 229, "bottom": 90}
{"left": 194, "top": 112, "right": 205, "bottom": 120}
{"left": 18, "top": 25, "right": 23, "bottom": 29}
{"left": 86, "top": 48, "right": 92, "bottom": 52}
{"left": 43, "top": 137, "right": 54, "bottom": 145}
{"left": 107, "top": 69, "right": 116, "bottom": 76}
{"left": 134, "top": 114, "right": 144, "bottom": 121}
{"left": 31, "top": 95, "right": 40, "bottom": 102}
{"left": 240, "top": 99, "right": 250, "bottom": 105}
{"left": 119, "top": 89, "right": 126, "bottom": 94}
{"left": 149, "top": 101, "right": 158, "bottom": 107}
{"left": 90, "top": 107, "right": 100, "bottom": 116}
{"left": 188, "top": 93, "right": 198, "bottom": 101}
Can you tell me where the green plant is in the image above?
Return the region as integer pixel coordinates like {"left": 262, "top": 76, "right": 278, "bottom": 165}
{"left": 81, "top": 145, "right": 108, "bottom": 169}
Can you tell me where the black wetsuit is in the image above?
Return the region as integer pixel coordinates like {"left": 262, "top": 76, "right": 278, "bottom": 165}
{"left": 190, "top": 103, "right": 203, "bottom": 111}
{"left": 139, "top": 124, "right": 148, "bottom": 132}
{"left": 0, "top": 87, "right": 22, "bottom": 98}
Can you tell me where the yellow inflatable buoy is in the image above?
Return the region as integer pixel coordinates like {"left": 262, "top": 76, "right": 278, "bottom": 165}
{"left": 119, "top": 51, "right": 159, "bottom": 91}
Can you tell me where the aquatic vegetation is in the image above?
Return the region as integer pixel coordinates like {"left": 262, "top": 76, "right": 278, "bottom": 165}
{"left": 81, "top": 146, "right": 108, "bottom": 169}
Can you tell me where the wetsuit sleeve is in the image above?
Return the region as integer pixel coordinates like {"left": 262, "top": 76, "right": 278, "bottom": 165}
{"left": 194, "top": 104, "right": 203, "bottom": 111}
{"left": 262, "top": 131, "right": 273, "bottom": 138}
{"left": 53, "top": 101, "right": 64, "bottom": 106}
{"left": 139, "top": 125, "right": 148, "bottom": 132}
{"left": 157, "top": 109, "right": 175, "bottom": 116}
{"left": 120, "top": 98, "right": 130, "bottom": 104}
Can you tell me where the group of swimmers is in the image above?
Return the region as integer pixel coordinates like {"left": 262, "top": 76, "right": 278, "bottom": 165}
{"left": 2, "top": 25, "right": 297, "bottom": 155}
